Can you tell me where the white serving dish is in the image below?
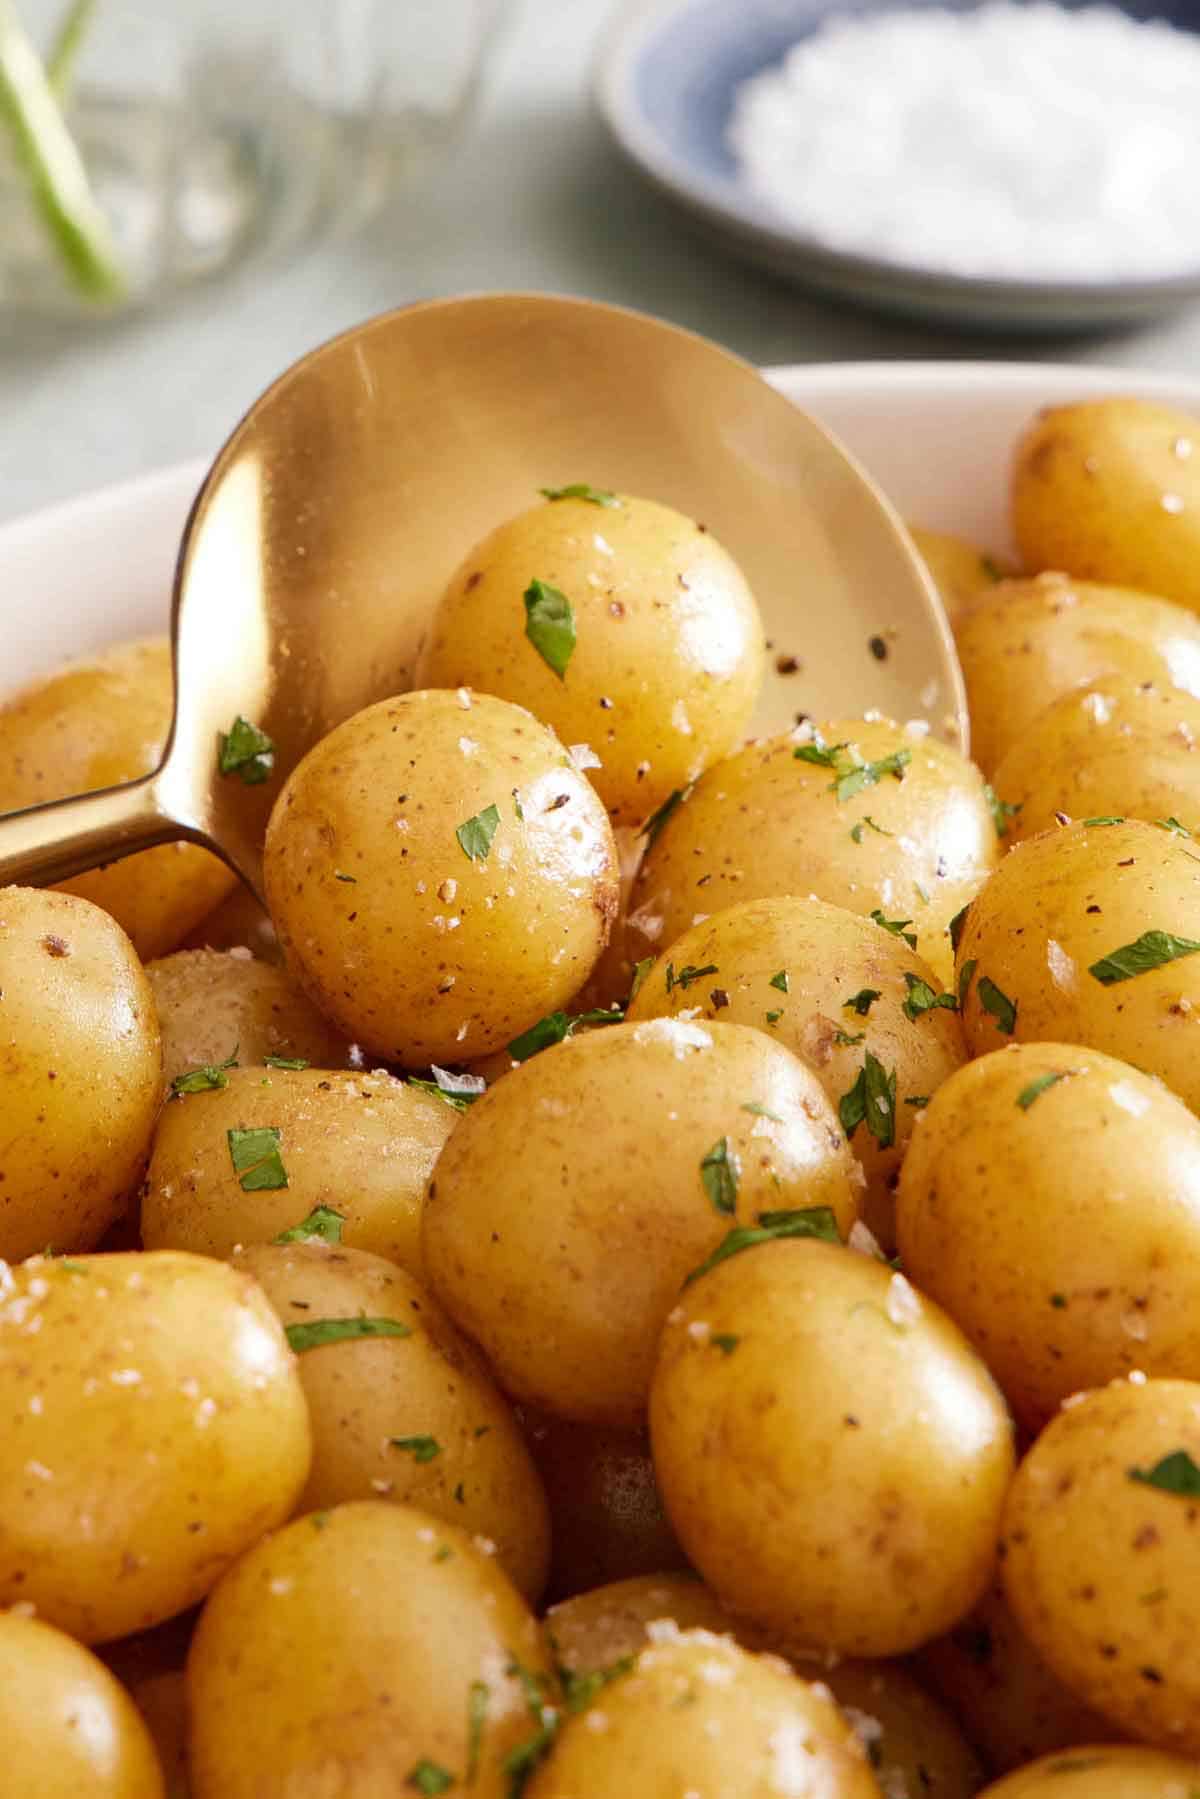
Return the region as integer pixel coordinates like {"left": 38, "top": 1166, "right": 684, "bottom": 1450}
{"left": 4, "top": 361, "right": 1200, "bottom": 694}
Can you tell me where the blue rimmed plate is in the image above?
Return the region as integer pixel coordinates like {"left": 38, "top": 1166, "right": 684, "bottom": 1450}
{"left": 595, "top": 0, "right": 1200, "bottom": 332}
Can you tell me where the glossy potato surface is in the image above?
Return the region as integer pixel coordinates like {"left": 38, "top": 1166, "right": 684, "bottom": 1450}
{"left": 264, "top": 689, "right": 619, "bottom": 1066}
{"left": 953, "top": 574, "right": 1200, "bottom": 774}
{"left": 141, "top": 1064, "right": 455, "bottom": 1280}
{"left": 979, "top": 1747, "right": 1200, "bottom": 1799}
{"left": 1012, "top": 398, "right": 1200, "bottom": 612}
{"left": 0, "top": 638, "right": 234, "bottom": 956}
{"left": 909, "top": 524, "right": 1015, "bottom": 620}
{"left": 916, "top": 1581, "right": 1121, "bottom": 1774}
{"left": 0, "top": 1249, "right": 311, "bottom": 1643}
{"left": 897, "top": 1042, "right": 1200, "bottom": 1429}
{"left": 0, "top": 1610, "right": 165, "bottom": 1798}
{"left": 415, "top": 492, "right": 764, "bottom": 824}
{"left": 991, "top": 675, "right": 1200, "bottom": 844}
{"left": 234, "top": 1239, "right": 550, "bottom": 1600}
{"left": 187, "top": 1500, "right": 556, "bottom": 1799}
{"left": 632, "top": 717, "right": 998, "bottom": 985}
{"left": 628, "top": 894, "right": 967, "bottom": 1248}
{"left": 650, "top": 1239, "right": 1014, "bottom": 1656}
{"left": 526, "top": 1628, "right": 880, "bottom": 1799}
{"left": 423, "top": 1018, "right": 859, "bottom": 1426}
{"left": 0, "top": 886, "right": 162, "bottom": 1260}
{"left": 1002, "top": 1377, "right": 1200, "bottom": 1752}
{"left": 955, "top": 819, "right": 1200, "bottom": 1110}
{"left": 145, "top": 948, "right": 349, "bottom": 1085}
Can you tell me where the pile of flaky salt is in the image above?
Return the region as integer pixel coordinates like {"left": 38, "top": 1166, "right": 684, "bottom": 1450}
{"left": 727, "top": 2, "right": 1200, "bottom": 284}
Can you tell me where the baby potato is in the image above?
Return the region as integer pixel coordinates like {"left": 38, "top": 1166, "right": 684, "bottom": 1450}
{"left": 1002, "top": 1377, "right": 1200, "bottom": 1753}
{"left": 955, "top": 819, "right": 1200, "bottom": 1111}
{"left": 187, "top": 1500, "right": 556, "bottom": 1799}
{"left": 548, "top": 1576, "right": 981, "bottom": 1799}
{"left": 547, "top": 1573, "right": 738, "bottom": 1675}
{"left": 0, "top": 1609, "right": 165, "bottom": 1798}
{"left": 0, "top": 1249, "right": 310, "bottom": 1643}
{"left": 521, "top": 1411, "right": 686, "bottom": 1600}
{"left": 263, "top": 689, "right": 619, "bottom": 1067}
{"left": 145, "top": 948, "right": 350, "bottom": 1087}
{"left": 414, "top": 491, "right": 764, "bottom": 825}
{"left": 0, "top": 886, "right": 162, "bottom": 1261}
{"left": 915, "top": 1581, "right": 1121, "bottom": 1774}
{"left": 896, "top": 1042, "right": 1200, "bottom": 1431}
{"left": 632, "top": 717, "right": 999, "bottom": 986}
{"left": 953, "top": 574, "right": 1200, "bottom": 774}
{"left": 141, "top": 1065, "right": 454, "bottom": 1280}
{"left": 525, "top": 1626, "right": 879, "bottom": 1799}
{"left": 627, "top": 894, "right": 967, "bottom": 1250}
{"left": 991, "top": 675, "right": 1200, "bottom": 844}
{"left": 650, "top": 1239, "right": 1014, "bottom": 1657}
{"left": 908, "top": 524, "right": 1016, "bottom": 620}
{"left": 978, "top": 1747, "right": 1200, "bottom": 1799}
{"left": 232, "top": 1238, "right": 550, "bottom": 1601}
{"left": 0, "top": 638, "right": 234, "bottom": 957}
{"left": 1012, "top": 398, "right": 1200, "bottom": 613}
{"left": 126, "top": 1672, "right": 189, "bottom": 1799}
{"left": 423, "top": 1018, "right": 859, "bottom": 1427}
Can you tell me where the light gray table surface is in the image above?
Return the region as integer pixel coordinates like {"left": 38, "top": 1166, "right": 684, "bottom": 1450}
{"left": 4, "top": 0, "right": 1200, "bottom": 525}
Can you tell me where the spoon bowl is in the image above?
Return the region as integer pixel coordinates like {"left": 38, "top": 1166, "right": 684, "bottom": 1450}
{"left": 0, "top": 292, "right": 965, "bottom": 896}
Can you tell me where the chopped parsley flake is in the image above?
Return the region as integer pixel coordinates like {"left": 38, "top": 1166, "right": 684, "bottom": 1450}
{"left": 978, "top": 975, "right": 1018, "bottom": 1035}
{"left": 539, "top": 483, "right": 619, "bottom": 508}
{"left": 285, "top": 1316, "right": 412, "bottom": 1353}
{"left": 272, "top": 1205, "right": 345, "bottom": 1245}
{"left": 768, "top": 969, "right": 789, "bottom": 993}
{"left": 700, "top": 1137, "right": 738, "bottom": 1215}
{"left": 741, "top": 1102, "right": 782, "bottom": 1121}
{"left": 171, "top": 1049, "right": 237, "bottom": 1097}
{"left": 1017, "top": 1070, "right": 1076, "bottom": 1111}
{"left": 984, "top": 785, "right": 1022, "bottom": 838}
{"left": 407, "top": 1762, "right": 454, "bottom": 1795}
{"left": 640, "top": 787, "right": 685, "bottom": 849}
{"left": 467, "top": 1681, "right": 489, "bottom": 1781}
{"left": 949, "top": 903, "right": 971, "bottom": 954}
{"left": 523, "top": 578, "right": 576, "bottom": 678}
{"left": 502, "top": 1660, "right": 559, "bottom": 1793}
{"left": 629, "top": 956, "right": 655, "bottom": 1002}
{"left": 390, "top": 1435, "right": 441, "bottom": 1463}
{"left": 838, "top": 1049, "right": 897, "bottom": 1150}
{"left": 957, "top": 958, "right": 978, "bottom": 1008}
{"left": 793, "top": 735, "right": 845, "bottom": 769}
{"left": 456, "top": 803, "right": 501, "bottom": 863}
{"left": 850, "top": 814, "right": 893, "bottom": 843}
{"left": 904, "top": 1095, "right": 930, "bottom": 1109}
{"left": 334, "top": 869, "right": 357, "bottom": 882}
{"left": 227, "top": 1125, "right": 287, "bottom": 1191}
{"left": 834, "top": 748, "right": 911, "bottom": 804}
{"left": 833, "top": 1028, "right": 865, "bottom": 1046}
{"left": 217, "top": 715, "right": 275, "bottom": 784}
{"left": 1082, "top": 816, "right": 1124, "bottom": 827}
{"left": 684, "top": 1206, "right": 840, "bottom": 1285}
{"left": 508, "top": 1006, "right": 623, "bottom": 1062}
{"left": 1129, "top": 1450, "right": 1200, "bottom": 1497}
{"left": 980, "top": 554, "right": 1005, "bottom": 582}
{"left": 870, "top": 909, "right": 917, "bottom": 951}
{"left": 264, "top": 1055, "right": 309, "bottom": 1071}
{"left": 665, "top": 961, "right": 718, "bottom": 993}
{"left": 843, "top": 988, "right": 881, "bottom": 1016}
{"left": 711, "top": 1333, "right": 740, "bottom": 1355}
{"left": 1158, "top": 817, "right": 1192, "bottom": 838}
{"left": 765, "top": 1009, "right": 783, "bottom": 1025}
{"left": 902, "top": 972, "right": 957, "bottom": 1021}
{"left": 1050, "top": 1293, "right": 1067, "bottom": 1309}
{"left": 1089, "top": 930, "right": 1200, "bottom": 985}
{"left": 409, "top": 1068, "right": 485, "bottom": 1112}
{"left": 563, "top": 1656, "right": 635, "bottom": 1714}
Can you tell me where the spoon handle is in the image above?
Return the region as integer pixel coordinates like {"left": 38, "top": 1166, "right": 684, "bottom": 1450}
{"left": 0, "top": 774, "right": 181, "bottom": 889}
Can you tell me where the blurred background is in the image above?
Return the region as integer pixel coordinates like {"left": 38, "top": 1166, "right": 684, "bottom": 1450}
{"left": 2, "top": 0, "right": 1199, "bottom": 522}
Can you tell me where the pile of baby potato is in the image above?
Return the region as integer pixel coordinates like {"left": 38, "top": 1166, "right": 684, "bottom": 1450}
{"left": 4, "top": 399, "right": 1200, "bottom": 1797}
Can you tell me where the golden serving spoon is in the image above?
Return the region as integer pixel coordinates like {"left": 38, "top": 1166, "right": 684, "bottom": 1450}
{"left": 0, "top": 293, "right": 965, "bottom": 897}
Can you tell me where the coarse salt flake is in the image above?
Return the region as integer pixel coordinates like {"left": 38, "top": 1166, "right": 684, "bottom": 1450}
{"left": 728, "top": 3, "right": 1200, "bottom": 284}
{"left": 886, "top": 1272, "right": 922, "bottom": 1328}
